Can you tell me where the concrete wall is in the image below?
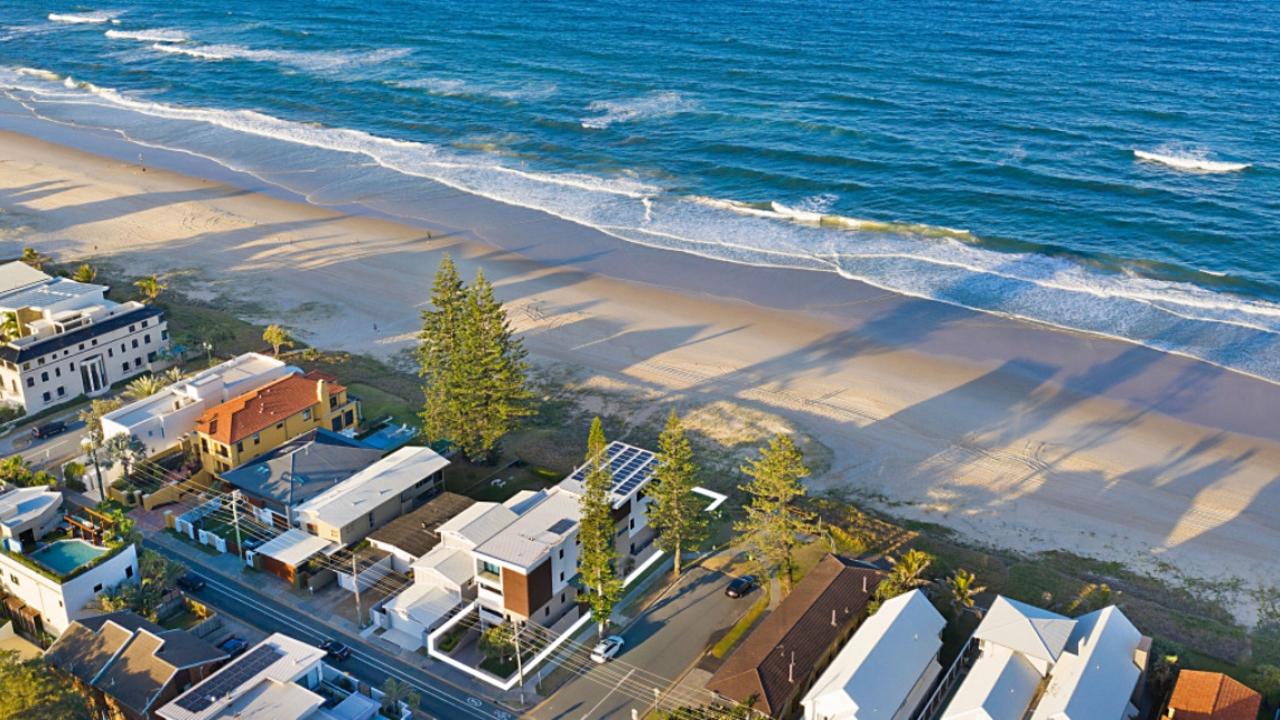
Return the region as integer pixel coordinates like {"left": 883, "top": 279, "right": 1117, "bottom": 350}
{"left": 0, "top": 543, "right": 139, "bottom": 634}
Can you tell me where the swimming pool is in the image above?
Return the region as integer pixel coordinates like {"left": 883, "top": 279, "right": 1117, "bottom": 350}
{"left": 29, "top": 539, "right": 108, "bottom": 576}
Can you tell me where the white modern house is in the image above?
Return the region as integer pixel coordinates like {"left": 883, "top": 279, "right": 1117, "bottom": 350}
{"left": 941, "top": 596, "right": 1149, "bottom": 720}
{"left": 0, "top": 485, "right": 62, "bottom": 552}
{"left": 0, "top": 261, "right": 169, "bottom": 415}
{"left": 378, "top": 441, "right": 658, "bottom": 650}
{"left": 101, "top": 352, "right": 291, "bottom": 457}
{"left": 800, "top": 589, "right": 947, "bottom": 720}
{"left": 0, "top": 539, "right": 138, "bottom": 636}
{"left": 157, "top": 632, "right": 409, "bottom": 720}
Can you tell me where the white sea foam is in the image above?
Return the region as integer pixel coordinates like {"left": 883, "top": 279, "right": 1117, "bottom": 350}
{"left": 105, "top": 28, "right": 188, "bottom": 43}
{"left": 396, "top": 77, "right": 556, "bottom": 101}
{"left": 1134, "top": 146, "right": 1250, "bottom": 174}
{"left": 2, "top": 65, "right": 1277, "bottom": 381}
{"left": 16, "top": 67, "right": 60, "bottom": 82}
{"left": 151, "top": 42, "right": 410, "bottom": 72}
{"left": 48, "top": 11, "right": 122, "bottom": 25}
{"left": 581, "top": 91, "right": 696, "bottom": 129}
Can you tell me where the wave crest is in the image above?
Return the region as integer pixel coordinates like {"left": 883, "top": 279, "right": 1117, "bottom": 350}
{"left": 48, "top": 11, "right": 122, "bottom": 25}
{"left": 150, "top": 42, "right": 410, "bottom": 72}
{"left": 105, "top": 28, "right": 188, "bottom": 43}
{"left": 1134, "top": 146, "right": 1250, "bottom": 174}
{"left": 581, "top": 91, "right": 696, "bottom": 129}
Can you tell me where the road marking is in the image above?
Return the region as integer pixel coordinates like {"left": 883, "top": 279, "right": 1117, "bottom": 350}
{"left": 580, "top": 667, "right": 635, "bottom": 720}
{"left": 165, "top": 548, "right": 498, "bottom": 720}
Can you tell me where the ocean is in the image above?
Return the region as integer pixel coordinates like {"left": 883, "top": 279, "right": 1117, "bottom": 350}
{"left": 1, "top": 1, "right": 1278, "bottom": 380}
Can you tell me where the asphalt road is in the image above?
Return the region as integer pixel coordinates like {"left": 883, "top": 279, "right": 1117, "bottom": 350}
{"left": 530, "top": 564, "right": 757, "bottom": 720}
{"left": 2, "top": 415, "right": 88, "bottom": 470}
{"left": 145, "top": 539, "right": 515, "bottom": 720}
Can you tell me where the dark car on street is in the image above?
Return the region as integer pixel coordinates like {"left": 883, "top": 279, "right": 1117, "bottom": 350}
{"left": 320, "top": 639, "right": 352, "bottom": 661}
{"left": 218, "top": 636, "right": 248, "bottom": 657}
{"left": 31, "top": 420, "right": 67, "bottom": 440}
{"left": 176, "top": 574, "right": 206, "bottom": 593}
{"left": 725, "top": 575, "right": 756, "bottom": 598}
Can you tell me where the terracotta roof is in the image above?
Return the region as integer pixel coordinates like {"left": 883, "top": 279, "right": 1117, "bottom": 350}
{"left": 195, "top": 371, "right": 343, "bottom": 444}
{"left": 1167, "top": 670, "right": 1262, "bottom": 720}
{"left": 707, "top": 554, "right": 885, "bottom": 717}
{"left": 367, "top": 492, "right": 476, "bottom": 558}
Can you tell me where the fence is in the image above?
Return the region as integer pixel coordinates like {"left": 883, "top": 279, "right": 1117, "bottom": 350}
{"left": 913, "top": 635, "right": 979, "bottom": 720}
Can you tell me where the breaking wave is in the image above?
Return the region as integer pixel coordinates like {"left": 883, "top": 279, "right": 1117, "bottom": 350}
{"left": 395, "top": 77, "right": 557, "bottom": 102}
{"left": 105, "top": 28, "right": 188, "bottom": 43}
{"left": 150, "top": 42, "right": 410, "bottom": 72}
{"left": 581, "top": 91, "right": 696, "bottom": 129}
{"left": 48, "top": 11, "right": 122, "bottom": 25}
{"left": 1, "top": 65, "right": 1277, "bottom": 382}
{"left": 1134, "top": 147, "right": 1250, "bottom": 174}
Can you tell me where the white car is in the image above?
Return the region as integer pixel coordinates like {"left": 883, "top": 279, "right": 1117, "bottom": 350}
{"left": 590, "top": 635, "right": 625, "bottom": 663}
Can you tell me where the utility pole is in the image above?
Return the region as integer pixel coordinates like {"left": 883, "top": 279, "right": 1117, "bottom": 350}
{"left": 352, "top": 550, "right": 362, "bottom": 626}
{"left": 513, "top": 622, "right": 526, "bottom": 705}
{"left": 230, "top": 490, "right": 244, "bottom": 560}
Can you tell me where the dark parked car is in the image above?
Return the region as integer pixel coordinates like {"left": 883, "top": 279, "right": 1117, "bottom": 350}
{"left": 31, "top": 421, "right": 67, "bottom": 439}
{"left": 320, "top": 639, "right": 351, "bottom": 661}
{"left": 218, "top": 636, "right": 248, "bottom": 657}
{"left": 176, "top": 574, "right": 206, "bottom": 592}
{"left": 725, "top": 576, "right": 756, "bottom": 599}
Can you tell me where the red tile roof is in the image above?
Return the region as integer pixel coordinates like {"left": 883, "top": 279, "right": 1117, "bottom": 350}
{"left": 1167, "top": 670, "right": 1262, "bottom": 720}
{"left": 196, "top": 371, "right": 343, "bottom": 444}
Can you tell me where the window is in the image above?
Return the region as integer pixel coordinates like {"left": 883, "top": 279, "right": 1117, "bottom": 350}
{"left": 8, "top": 574, "right": 17, "bottom": 585}
{"left": 120, "top": 344, "right": 126, "bottom": 353}
{"left": 629, "top": 518, "right": 635, "bottom": 530}
{"left": 54, "top": 367, "right": 60, "bottom": 377}
{"left": 92, "top": 338, "right": 97, "bottom": 346}
{"left": 42, "top": 391, "right": 50, "bottom": 402}
{"left": 131, "top": 339, "right": 139, "bottom": 349}
{"left": 21, "top": 362, "right": 29, "bottom": 370}
{"left": 37, "top": 358, "right": 44, "bottom": 366}
{"left": 559, "top": 571, "right": 564, "bottom": 582}
{"left": 125, "top": 566, "right": 133, "bottom": 578}
{"left": 147, "top": 352, "right": 156, "bottom": 363}
{"left": 302, "top": 408, "right": 312, "bottom": 421}
{"left": 128, "top": 324, "right": 135, "bottom": 333}
{"left": 108, "top": 348, "right": 113, "bottom": 357}
{"left": 558, "top": 548, "right": 564, "bottom": 559}
{"left": 141, "top": 320, "right": 148, "bottom": 328}
{"left": 78, "top": 343, "right": 84, "bottom": 350}
{"left": 69, "top": 362, "right": 75, "bottom": 370}
{"left": 25, "top": 377, "right": 33, "bottom": 388}
{"left": 122, "top": 362, "right": 129, "bottom": 373}
{"left": 201, "top": 438, "right": 209, "bottom": 452}
{"left": 368, "top": 512, "right": 375, "bottom": 528}
{"left": 56, "top": 386, "right": 64, "bottom": 397}
{"left": 161, "top": 329, "right": 168, "bottom": 340}
{"left": 144, "top": 333, "right": 151, "bottom": 344}
{"left": 545, "top": 606, "right": 550, "bottom": 617}
{"left": 276, "top": 423, "right": 283, "bottom": 430}
{"left": 40, "top": 371, "right": 47, "bottom": 382}
{"left": 252, "top": 433, "right": 261, "bottom": 445}
{"left": 93, "top": 583, "right": 103, "bottom": 592}
{"left": 236, "top": 441, "right": 244, "bottom": 453}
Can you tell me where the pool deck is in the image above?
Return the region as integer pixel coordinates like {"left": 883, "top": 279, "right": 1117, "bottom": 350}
{"left": 29, "top": 538, "right": 109, "bottom": 576}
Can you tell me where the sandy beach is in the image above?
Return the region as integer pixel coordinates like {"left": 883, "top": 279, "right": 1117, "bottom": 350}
{"left": 2, "top": 129, "right": 1278, "bottom": 622}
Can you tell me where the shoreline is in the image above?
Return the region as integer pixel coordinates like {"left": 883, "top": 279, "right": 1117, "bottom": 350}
{"left": 1, "top": 128, "right": 1278, "bottom": 622}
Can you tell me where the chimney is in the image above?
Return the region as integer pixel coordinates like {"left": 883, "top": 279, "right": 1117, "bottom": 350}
{"left": 862, "top": 575, "right": 867, "bottom": 593}
{"left": 315, "top": 377, "right": 328, "bottom": 404}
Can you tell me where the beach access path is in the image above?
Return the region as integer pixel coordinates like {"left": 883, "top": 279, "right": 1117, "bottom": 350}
{"left": 2, "top": 129, "right": 1278, "bottom": 623}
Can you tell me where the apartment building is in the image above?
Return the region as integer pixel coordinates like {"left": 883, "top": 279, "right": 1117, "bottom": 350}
{"left": 0, "top": 261, "right": 169, "bottom": 415}
{"left": 101, "top": 352, "right": 291, "bottom": 458}
{"left": 0, "top": 485, "right": 62, "bottom": 553}
{"left": 0, "top": 540, "right": 139, "bottom": 636}
{"left": 193, "top": 370, "right": 359, "bottom": 476}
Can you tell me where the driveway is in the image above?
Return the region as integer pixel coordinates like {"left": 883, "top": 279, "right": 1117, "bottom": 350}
{"left": 530, "top": 564, "right": 757, "bottom": 720}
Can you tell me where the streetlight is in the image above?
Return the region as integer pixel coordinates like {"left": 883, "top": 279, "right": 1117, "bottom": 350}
{"left": 201, "top": 341, "right": 213, "bottom": 367}
{"left": 81, "top": 436, "right": 104, "bottom": 502}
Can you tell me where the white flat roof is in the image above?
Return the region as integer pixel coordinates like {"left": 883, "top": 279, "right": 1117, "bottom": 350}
{"left": 0, "top": 486, "right": 60, "bottom": 530}
{"left": 294, "top": 446, "right": 449, "bottom": 529}
{"left": 472, "top": 487, "right": 579, "bottom": 570}
{"left": 437, "top": 502, "right": 517, "bottom": 547}
{"left": 1029, "top": 606, "right": 1143, "bottom": 720}
{"left": 104, "top": 353, "right": 288, "bottom": 428}
{"left": 0, "top": 261, "right": 51, "bottom": 296}
{"left": 0, "top": 276, "right": 105, "bottom": 312}
{"left": 159, "top": 633, "right": 326, "bottom": 720}
{"left": 942, "top": 644, "right": 1042, "bottom": 720}
{"left": 256, "top": 529, "right": 333, "bottom": 568}
{"left": 801, "top": 589, "right": 946, "bottom": 719}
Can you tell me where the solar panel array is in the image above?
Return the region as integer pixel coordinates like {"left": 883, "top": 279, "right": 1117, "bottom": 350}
{"left": 566, "top": 441, "right": 656, "bottom": 500}
{"left": 174, "top": 644, "right": 284, "bottom": 713}
{"left": 547, "top": 518, "right": 576, "bottom": 535}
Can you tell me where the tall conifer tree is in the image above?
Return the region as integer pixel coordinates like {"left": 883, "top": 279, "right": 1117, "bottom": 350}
{"left": 578, "top": 417, "right": 622, "bottom": 636}
{"left": 648, "top": 409, "right": 707, "bottom": 577}
{"left": 735, "top": 434, "right": 813, "bottom": 593}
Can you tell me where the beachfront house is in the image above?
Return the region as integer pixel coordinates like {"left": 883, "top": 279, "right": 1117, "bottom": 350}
{"left": 0, "top": 261, "right": 169, "bottom": 415}
{"left": 706, "top": 554, "right": 885, "bottom": 719}
{"left": 0, "top": 507, "right": 139, "bottom": 637}
{"left": 193, "top": 370, "right": 360, "bottom": 476}
{"left": 366, "top": 491, "right": 476, "bottom": 572}
{"left": 1164, "top": 670, "right": 1263, "bottom": 720}
{"left": 0, "top": 484, "right": 63, "bottom": 553}
{"left": 156, "top": 632, "right": 411, "bottom": 720}
{"left": 45, "top": 611, "right": 227, "bottom": 720}
{"left": 800, "top": 589, "right": 946, "bottom": 720}
{"left": 940, "top": 595, "right": 1151, "bottom": 720}
{"left": 378, "top": 441, "right": 660, "bottom": 650}
{"left": 219, "top": 428, "right": 383, "bottom": 530}
{"left": 101, "top": 352, "right": 291, "bottom": 458}
{"left": 292, "top": 445, "right": 448, "bottom": 547}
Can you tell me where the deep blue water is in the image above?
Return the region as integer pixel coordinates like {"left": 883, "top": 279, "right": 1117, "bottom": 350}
{"left": 2, "top": 1, "right": 1279, "bottom": 378}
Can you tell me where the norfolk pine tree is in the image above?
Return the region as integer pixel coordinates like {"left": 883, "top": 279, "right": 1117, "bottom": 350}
{"left": 578, "top": 417, "right": 623, "bottom": 636}
{"left": 417, "top": 256, "right": 532, "bottom": 460}
{"left": 735, "top": 434, "right": 814, "bottom": 593}
{"left": 648, "top": 409, "right": 707, "bottom": 578}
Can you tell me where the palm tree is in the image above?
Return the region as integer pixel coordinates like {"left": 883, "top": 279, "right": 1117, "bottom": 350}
{"left": 162, "top": 367, "right": 183, "bottom": 385}
{"left": 380, "top": 678, "right": 420, "bottom": 715}
{"left": 133, "top": 274, "right": 165, "bottom": 303}
{"left": 946, "top": 569, "right": 986, "bottom": 612}
{"left": 1, "top": 311, "right": 21, "bottom": 341}
{"left": 889, "top": 549, "right": 934, "bottom": 590}
{"left": 20, "top": 246, "right": 49, "bottom": 270}
{"left": 123, "top": 374, "right": 166, "bottom": 400}
{"left": 262, "top": 324, "right": 294, "bottom": 356}
{"left": 103, "top": 433, "right": 146, "bottom": 482}
{"left": 71, "top": 263, "right": 97, "bottom": 283}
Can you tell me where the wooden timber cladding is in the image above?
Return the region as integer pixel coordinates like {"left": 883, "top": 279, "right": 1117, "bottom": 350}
{"left": 502, "top": 559, "right": 553, "bottom": 617}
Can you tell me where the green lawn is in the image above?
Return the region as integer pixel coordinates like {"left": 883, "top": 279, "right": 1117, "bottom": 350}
{"left": 347, "top": 382, "right": 418, "bottom": 427}
{"left": 710, "top": 591, "right": 769, "bottom": 659}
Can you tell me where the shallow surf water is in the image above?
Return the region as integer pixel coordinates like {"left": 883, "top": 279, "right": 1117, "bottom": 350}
{"left": 1, "top": 0, "right": 1278, "bottom": 380}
